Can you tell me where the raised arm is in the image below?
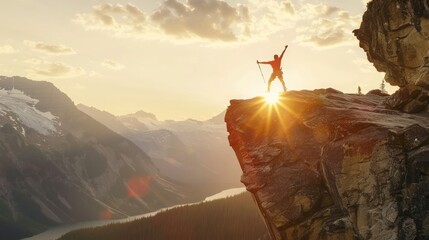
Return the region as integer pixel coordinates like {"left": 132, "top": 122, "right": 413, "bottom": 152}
{"left": 279, "top": 45, "right": 288, "bottom": 60}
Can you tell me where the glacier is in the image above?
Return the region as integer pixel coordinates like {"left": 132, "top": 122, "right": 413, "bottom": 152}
{"left": 0, "top": 88, "right": 58, "bottom": 135}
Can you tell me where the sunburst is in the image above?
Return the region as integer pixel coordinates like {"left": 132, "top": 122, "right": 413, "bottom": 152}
{"left": 264, "top": 91, "right": 279, "bottom": 104}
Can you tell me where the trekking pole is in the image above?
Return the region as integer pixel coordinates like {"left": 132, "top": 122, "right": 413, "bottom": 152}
{"left": 257, "top": 61, "right": 266, "bottom": 83}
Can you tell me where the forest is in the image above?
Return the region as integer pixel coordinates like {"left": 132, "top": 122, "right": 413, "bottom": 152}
{"left": 58, "top": 192, "right": 268, "bottom": 240}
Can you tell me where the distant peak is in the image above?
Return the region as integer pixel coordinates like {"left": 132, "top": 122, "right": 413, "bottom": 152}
{"left": 130, "top": 110, "right": 158, "bottom": 121}
{"left": 0, "top": 76, "right": 75, "bottom": 116}
{"left": 77, "top": 104, "right": 117, "bottom": 116}
{"left": 207, "top": 110, "right": 226, "bottom": 124}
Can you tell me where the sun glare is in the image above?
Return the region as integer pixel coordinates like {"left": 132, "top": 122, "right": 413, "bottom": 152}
{"left": 265, "top": 92, "right": 279, "bottom": 104}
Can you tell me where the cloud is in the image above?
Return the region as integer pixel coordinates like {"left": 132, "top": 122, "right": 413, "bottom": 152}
{"left": 245, "top": 0, "right": 359, "bottom": 48}
{"left": 24, "top": 40, "right": 76, "bottom": 55}
{"left": 75, "top": 3, "right": 147, "bottom": 36}
{"left": 75, "top": 1, "right": 250, "bottom": 42}
{"left": 300, "top": 29, "right": 349, "bottom": 47}
{"left": 74, "top": 1, "right": 360, "bottom": 47}
{"left": 299, "top": 3, "right": 340, "bottom": 18}
{"left": 295, "top": 6, "right": 361, "bottom": 48}
{"left": 26, "top": 59, "right": 85, "bottom": 78}
{"left": 0, "top": 45, "right": 16, "bottom": 54}
{"left": 240, "top": 0, "right": 297, "bottom": 38}
{"left": 101, "top": 59, "right": 124, "bottom": 70}
{"left": 151, "top": 0, "right": 250, "bottom": 41}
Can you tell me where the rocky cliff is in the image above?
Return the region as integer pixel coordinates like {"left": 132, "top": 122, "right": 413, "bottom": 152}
{"left": 354, "top": 0, "right": 429, "bottom": 113}
{"left": 226, "top": 90, "right": 429, "bottom": 239}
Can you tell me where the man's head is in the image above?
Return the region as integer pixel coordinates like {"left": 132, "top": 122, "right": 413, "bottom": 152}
{"left": 274, "top": 54, "right": 279, "bottom": 60}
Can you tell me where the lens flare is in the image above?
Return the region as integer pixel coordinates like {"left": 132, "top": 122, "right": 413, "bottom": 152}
{"left": 100, "top": 209, "right": 113, "bottom": 220}
{"left": 127, "top": 176, "right": 152, "bottom": 198}
{"left": 265, "top": 92, "right": 279, "bottom": 104}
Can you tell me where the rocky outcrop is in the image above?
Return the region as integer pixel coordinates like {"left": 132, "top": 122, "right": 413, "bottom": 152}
{"left": 226, "top": 90, "right": 429, "bottom": 239}
{"left": 354, "top": 0, "right": 429, "bottom": 113}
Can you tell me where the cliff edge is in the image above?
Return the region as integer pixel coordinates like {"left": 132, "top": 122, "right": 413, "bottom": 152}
{"left": 225, "top": 90, "right": 429, "bottom": 239}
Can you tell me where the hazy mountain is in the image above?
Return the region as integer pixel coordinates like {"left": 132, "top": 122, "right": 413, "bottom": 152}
{"left": 0, "top": 76, "right": 184, "bottom": 240}
{"left": 72, "top": 105, "right": 131, "bottom": 134}
{"left": 206, "top": 110, "right": 226, "bottom": 124}
{"left": 77, "top": 105, "right": 242, "bottom": 198}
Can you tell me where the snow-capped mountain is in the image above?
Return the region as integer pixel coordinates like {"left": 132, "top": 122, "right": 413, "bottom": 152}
{"left": 77, "top": 106, "right": 242, "bottom": 198}
{"left": 0, "top": 88, "right": 58, "bottom": 135}
{"left": 0, "top": 76, "right": 183, "bottom": 240}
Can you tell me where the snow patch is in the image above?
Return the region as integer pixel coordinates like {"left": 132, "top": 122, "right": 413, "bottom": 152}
{"left": 0, "top": 88, "right": 58, "bottom": 135}
{"left": 31, "top": 196, "right": 63, "bottom": 223}
{"left": 57, "top": 195, "right": 72, "bottom": 210}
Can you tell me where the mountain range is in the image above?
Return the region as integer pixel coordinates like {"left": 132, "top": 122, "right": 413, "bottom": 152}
{"left": 0, "top": 76, "right": 185, "bottom": 239}
{"left": 77, "top": 104, "right": 241, "bottom": 198}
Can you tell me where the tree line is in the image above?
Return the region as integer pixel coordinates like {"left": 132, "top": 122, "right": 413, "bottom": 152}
{"left": 58, "top": 192, "right": 268, "bottom": 240}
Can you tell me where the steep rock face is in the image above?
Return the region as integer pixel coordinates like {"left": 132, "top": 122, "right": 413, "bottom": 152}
{"left": 226, "top": 90, "right": 429, "bottom": 240}
{"left": 354, "top": 0, "right": 429, "bottom": 112}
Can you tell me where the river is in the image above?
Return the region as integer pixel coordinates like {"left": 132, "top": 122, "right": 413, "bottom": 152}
{"left": 23, "top": 187, "right": 246, "bottom": 240}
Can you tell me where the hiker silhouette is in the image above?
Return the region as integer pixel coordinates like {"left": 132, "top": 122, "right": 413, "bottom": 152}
{"left": 257, "top": 45, "right": 288, "bottom": 92}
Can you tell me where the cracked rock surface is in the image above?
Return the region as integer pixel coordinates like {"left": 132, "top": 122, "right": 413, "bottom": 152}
{"left": 226, "top": 90, "right": 429, "bottom": 239}
{"left": 354, "top": 0, "right": 429, "bottom": 113}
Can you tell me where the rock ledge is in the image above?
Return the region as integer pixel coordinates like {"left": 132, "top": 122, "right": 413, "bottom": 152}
{"left": 226, "top": 90, "right": 429, "bottom": 239}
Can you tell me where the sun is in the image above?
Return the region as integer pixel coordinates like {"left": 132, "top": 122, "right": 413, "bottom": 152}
{"left": 264, "top": 92, "right": 279, "bottom": 104}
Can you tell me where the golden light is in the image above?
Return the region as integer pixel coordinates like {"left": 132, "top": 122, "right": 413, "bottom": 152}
{"left": 264, "top": 92, "right": 279, "bottom": 104}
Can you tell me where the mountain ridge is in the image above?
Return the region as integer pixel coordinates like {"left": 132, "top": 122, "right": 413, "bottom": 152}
{"left": 0, "top": 76, "right": 184, "bottom": 240}
{"left": 77, "top": 103, "right": 242, "bottom": 200}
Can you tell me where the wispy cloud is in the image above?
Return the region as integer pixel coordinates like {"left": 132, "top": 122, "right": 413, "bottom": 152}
{"left": 26, "top": 59, "right": 85, "bottom": 78}
{"left": 0, "top": 45, "right": 17, "bottom": 54}
{"left": 298, "top": 3, "right": 340, "bottom": 18}
{"left": 24, "top": 41, "right": 76, "bottom": 55}
{"left": 295, "top": 7, "right": 361, "bottom": 48}
{"left": 245, "top": 0, "right": 297, "bottom": 38}
{"left": 250, "top": 1, "right": 360, "bottom": 48}
{"left": 101, "top": 59, "right": 124, "bottom": 70}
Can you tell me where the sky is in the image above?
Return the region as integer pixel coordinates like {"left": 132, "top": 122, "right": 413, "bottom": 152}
{"left": 0, "top": 0, "right": 394, "bottom": 120}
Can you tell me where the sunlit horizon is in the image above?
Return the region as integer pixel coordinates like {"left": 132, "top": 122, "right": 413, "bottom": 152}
{"left": 0, "top": 0, "right": 395, "bottom": 121}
